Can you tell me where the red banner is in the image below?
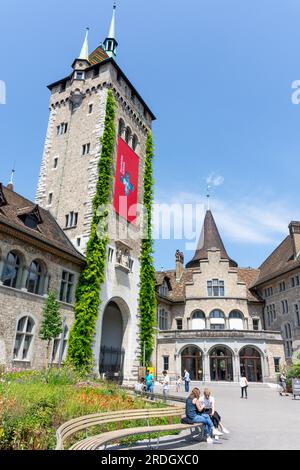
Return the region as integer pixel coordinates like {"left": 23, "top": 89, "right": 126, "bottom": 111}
{"left": 114, "top": 137, "right": 139, "bottom": 224}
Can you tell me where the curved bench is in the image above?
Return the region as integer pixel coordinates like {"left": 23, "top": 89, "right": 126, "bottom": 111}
{"left": 56, "top": 405, "right": 186, "bottom": 450}
{"left": 70, "top": 422, "right": 203, "bottom": 450}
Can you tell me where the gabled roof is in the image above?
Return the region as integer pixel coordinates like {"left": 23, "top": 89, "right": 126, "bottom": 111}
{"left": 253, "top": 235, "right": 300, "bottom": 287}
{"left": 0, "top": 184, "right": 85, "bottom": 264}
{"left": 186, "top": 210, "right": 238, "bottom": 269}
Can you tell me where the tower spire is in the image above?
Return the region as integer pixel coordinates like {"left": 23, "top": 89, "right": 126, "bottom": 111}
{"left": 79, "top": 28, "right": 90, "bottom": 61}
{"left": 104, "top": 3, "right": 118, "bottom": 59}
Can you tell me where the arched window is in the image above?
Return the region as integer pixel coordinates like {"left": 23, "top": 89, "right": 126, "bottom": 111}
{"left": 239, "top": 347, "right": 263, "bottom": 382}
{"left": 158, "top": 309, "right": 169, "bottom": 331}
{"left": 26, "top": 260, "right": 44, "bottom": 295}
{"left": 282, "top": 323, "right": 293, "bottom": 357}
{"left": 13, "top": 316, "right": 35, "bottom": 361}
{"left": 229, "top": 310, "right": 244, "bottom": 330}
{"left": 52, "top": 325, "right": 69, "bottom": 364}
{"left": 1, "top": 252, "right": 21, "bottom": 288}
{"left": 181, "top": 346, "right": 203, "bottom": 381}
{"left": 125, "top": 127, "right": 132, "bottom": 145}
{"left": 191, "top": 311, "right": 206, "bottom": 330}
{"left": 210, "top": 310, "right": 225, "bottom": 330}
{"left": 118, "top": 119, "right": 125, "bottom": 137}
{"left": 210, "top": 346, "right": 233, "bottom": 381}
{"left": 132, "top": 134, "right": 138, "bottom": 152}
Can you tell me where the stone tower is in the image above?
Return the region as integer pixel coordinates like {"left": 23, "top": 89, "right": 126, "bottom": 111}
{"left": 36, "top": 5, "right": 155, "bottom": 382}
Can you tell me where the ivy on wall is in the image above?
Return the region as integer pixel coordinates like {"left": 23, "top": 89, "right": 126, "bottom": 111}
{"left": 67, "top": 90, "right": 116, "bottom": 370}
{"left": 138, "top": 131, "right": 157, "bottom": 367}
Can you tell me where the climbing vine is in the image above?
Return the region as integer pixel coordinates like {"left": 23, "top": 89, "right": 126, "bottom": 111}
{"left": 67, "top": 90, "right": 116, "bottom": 370}
{"left": 138, "top": 131, "right": 157, "bottom": 367}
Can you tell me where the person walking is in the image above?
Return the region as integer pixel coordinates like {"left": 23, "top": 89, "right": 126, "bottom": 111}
{"left": 279, "top": 373, "right": 287, "bottom": 396}
{"left": 161, "top": 370, "right": 170, "bottom": 401}
{"left": 145, "top": 369, "right": 154, "bottom": 400}
{"left": 176, "top": 376, "right": 183, "bottom": 393}
{"left": 185, "top": 388, "right": 223, "bottom": 444}
{"left": 183, "top": 369, "right": 190, "bottom": 393}
{"left": 240, "top": 374, "right": 249, "bottom": 399}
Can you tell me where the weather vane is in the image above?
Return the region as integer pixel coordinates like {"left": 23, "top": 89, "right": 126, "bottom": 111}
{"left": 206, "top": 184, "right": 211, "bottom": 211}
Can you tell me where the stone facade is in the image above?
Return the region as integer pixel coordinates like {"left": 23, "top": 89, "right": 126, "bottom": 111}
{"left": 0, "top": 187, "right": 84, "bottom": 370}
{"left": 155, "top": 212, "right": 285, "bottom": 384}
{"left": 36, "top": 41, "right": 155, "bottom": 382}
{"left": 252, "top": 222, "right": 300, "bottom": 362}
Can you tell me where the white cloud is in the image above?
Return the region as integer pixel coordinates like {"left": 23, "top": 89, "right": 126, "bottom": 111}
{"left": 154, "top": 190, "right": 296, "bottom": 247}
{"left": 206, "top": 173, "right": 225, "bottom": 188}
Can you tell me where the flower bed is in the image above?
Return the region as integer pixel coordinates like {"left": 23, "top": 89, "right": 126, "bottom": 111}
{"left": 0, "top": 367, "right": 165, "bottom": 450}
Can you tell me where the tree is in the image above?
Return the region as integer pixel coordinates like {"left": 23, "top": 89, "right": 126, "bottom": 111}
{"left": 67, "top": 90, "right": 116, "bottom": 370}
{"left": 39, "top": 291, "right": 62, "bottom": 368}
{"left": 138, "top": 131, "right": 157, "bottom": 367}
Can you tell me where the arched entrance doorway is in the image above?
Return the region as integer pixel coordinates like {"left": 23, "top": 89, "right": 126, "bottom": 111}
{"left": 99, "top": 301, "right": 125, "bottom": 383}
{"left": 210, "top": 346, "right": 233, "bottom": 381}
{"left": 181, "top": 346, "right": 203, "bottom": 380}
{"left": 240, "top": 347, "right": 263, "bottom": 382}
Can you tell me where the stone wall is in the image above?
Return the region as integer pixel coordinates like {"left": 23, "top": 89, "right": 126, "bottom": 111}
{"left": 35, "top": 59, "right": 154, "bottom": 381}
{"left": 0, "top": 231, "right": 81, "bottom": 369}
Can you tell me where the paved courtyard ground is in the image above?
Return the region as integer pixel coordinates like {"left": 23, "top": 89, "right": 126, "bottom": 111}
{"left": 124, "top": 383, "right": 300, "bottom": 451}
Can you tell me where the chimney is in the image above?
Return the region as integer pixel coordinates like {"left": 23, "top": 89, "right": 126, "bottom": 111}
{"left": 289, "top": 221, "right": 300, "bottom": 258}
{"left": 175, "top": 250, "right": 184, "bottom": 280}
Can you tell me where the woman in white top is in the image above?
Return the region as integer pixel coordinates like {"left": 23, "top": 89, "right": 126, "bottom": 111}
{"left": 240, "top": 374, "right": 249, "bottom": 398}
{"left": 161, "top": 370, "right": 170, "bottom": 400}
{"left": 200, "top": 388, "right": 230, "bottom": 434}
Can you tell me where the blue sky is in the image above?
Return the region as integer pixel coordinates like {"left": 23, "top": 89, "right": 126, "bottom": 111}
{"left": 0, "top": 0, "right": 300, "bottom": 270}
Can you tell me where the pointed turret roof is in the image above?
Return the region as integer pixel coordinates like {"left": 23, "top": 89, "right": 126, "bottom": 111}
{"left": 186, "top": 210, "right": 238, "bottom": 268}
{"left": 78, "top": 28, "right": 90, "bottom": 61}
{"left": 107, "top": 3, "right": 116, "bottom": 39}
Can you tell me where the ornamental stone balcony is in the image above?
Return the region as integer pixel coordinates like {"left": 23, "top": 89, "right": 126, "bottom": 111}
{"left": 157, "top": 329, "right": 283, "bottom": 342}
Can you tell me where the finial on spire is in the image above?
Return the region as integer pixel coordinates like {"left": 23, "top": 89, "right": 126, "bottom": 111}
{"left": 7, "top": 162, "right": 16, "bottom": 191}
{"left": 79, "top": 27, "right": 90, "bottom": 61}
{"left": 206, "top": 185, "right": 211, "bottom": 211}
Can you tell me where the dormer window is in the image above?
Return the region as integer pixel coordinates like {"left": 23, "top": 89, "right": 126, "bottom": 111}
{"left": 0, "top": 183, "right": 7, "bottom": 208}
{"left": 75, "top": 71, "right": 85, "bottom": 81}
{"left": 17, "top": 205, "right": 42, "bottom": 230}
{"left": 159, "top": 281, "right": 169, "bottom": 297}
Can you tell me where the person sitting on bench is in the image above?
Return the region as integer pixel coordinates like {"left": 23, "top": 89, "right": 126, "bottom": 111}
{"left": 185, "top": 387, "right": 223, "bottom": 444}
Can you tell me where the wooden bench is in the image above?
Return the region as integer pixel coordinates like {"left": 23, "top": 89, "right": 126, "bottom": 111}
{"left": 70, "top": 422, "right": 204, "bottom": 450}
{"left": 56, "top": 406, "right": 205, "bottom": 450}
{"left": 56, "top": 406, "right": 183, "bottom": 450}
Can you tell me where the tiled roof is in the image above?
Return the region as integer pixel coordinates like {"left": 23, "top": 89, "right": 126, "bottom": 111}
{"left": 155, "top": 270, "right": 193, "bottom": 302}
{"left": 237, "top": 268, "right": 262, "bottom": 302}
{"left": 186, "top": 210, "right": 238, "bottom": 269}
{"left": 0, "top": 184, "right": 85, "bottom": 263}
{"left": 89, "top": 45, "right": 109, "bottom": 65}
{"left": 253, "top": 235, "right": 300, "bottom": 287}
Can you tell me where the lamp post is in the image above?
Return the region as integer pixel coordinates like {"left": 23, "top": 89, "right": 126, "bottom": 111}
{"left": 153, "top": 326, "right": 159, "bottom": 380}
